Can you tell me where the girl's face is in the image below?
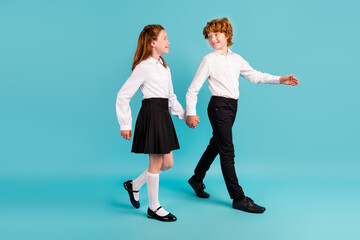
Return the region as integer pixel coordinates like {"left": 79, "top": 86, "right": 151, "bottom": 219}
{"left": 152, "top": 30, "right": 170, "bottom": 55}
{"left": 207, "top": 32, "right": 228, "bottom": 52}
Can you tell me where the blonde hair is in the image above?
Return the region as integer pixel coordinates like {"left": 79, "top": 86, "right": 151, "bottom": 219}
{"left": 132, "top": 24, "right": 167, "bottom": 70}
{"left": 203, "top": 17, "right": 233, "bottom": 46}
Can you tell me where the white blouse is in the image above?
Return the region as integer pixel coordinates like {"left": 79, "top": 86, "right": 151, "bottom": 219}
{"left": 116, "top": 57, "right": 185, "bottom": 130}
{"left": 186, "top": 49, "right": 280, "bottom": 116}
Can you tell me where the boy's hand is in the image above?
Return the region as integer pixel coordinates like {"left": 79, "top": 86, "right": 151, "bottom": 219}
{"left": 280, "top": 75, "right": 299, "bottom": 86}
{"left": 186, "top": 115, "right": 200, "bottom": 129}
{"left": 121, "top": 130, "right": 132, "bottom": 140}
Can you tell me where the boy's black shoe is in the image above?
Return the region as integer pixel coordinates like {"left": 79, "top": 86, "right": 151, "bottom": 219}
{"left": 123, "top": 180, "right": 140, "bottom": 209}
{"left": 233, "top": 197, "right": 266, "bottom": 213}
{"left": 188, "top": 175, "right": 210, "bottom": 198}
{"left": 147, "top": 207, "right": 177, "bottom": 222}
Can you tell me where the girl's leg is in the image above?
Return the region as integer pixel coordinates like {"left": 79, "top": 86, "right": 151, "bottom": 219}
{"left": 160, "top": 151, "right": 174, "bottom": 171}
{"left": 131, "top": 152, "right": 172, "bottom": 202}
{"left": 132, "top": 169, "right": 148, "bottom": 201}
{"left": 148, "top": 154, "right": 163, "bottom": 174}
{"left": 147, "top": 154, "right": 169, "bottom": 216}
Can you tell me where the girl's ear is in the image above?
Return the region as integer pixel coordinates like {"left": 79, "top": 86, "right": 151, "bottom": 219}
{"left": 151, "top": 40, "right": 156, "bottom": 48}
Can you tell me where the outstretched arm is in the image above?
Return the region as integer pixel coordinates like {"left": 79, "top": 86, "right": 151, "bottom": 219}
{"left": 279, "top": 75, "right": 299, "bottom": 86}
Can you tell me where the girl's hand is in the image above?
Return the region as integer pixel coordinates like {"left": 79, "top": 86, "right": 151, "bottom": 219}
{"left": 186, "top": 115, "right": 200, "bottom": 128}
{"left": 280, "top": 75, "right": 299, "bottom": 86}
{"left": 121, "top": 130, "right": 132, "bottom": 140}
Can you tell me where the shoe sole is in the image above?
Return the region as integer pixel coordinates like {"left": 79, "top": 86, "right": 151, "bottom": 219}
{"left": 233, "top": 207, "right": 266, "bottom": 214}
{"left": 147, "top": 215, "right": 177, "bottom": 222}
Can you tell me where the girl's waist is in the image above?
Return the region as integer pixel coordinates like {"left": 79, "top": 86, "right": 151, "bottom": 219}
{"left": 141, "top": 98, "right": 169, "bottom": 111}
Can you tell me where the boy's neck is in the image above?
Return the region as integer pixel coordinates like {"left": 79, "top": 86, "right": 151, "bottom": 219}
{"left": 217, "top": 47, "right": 229, "bottom": 55}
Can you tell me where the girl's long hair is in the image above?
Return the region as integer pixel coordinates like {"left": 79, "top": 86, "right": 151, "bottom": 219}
{"left": 132, "top": 24, "right": 167, "bottom": 71}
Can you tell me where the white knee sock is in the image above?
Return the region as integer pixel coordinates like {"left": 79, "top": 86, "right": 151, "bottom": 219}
{"left": 132, "top": 170, "right": 147, "bottom": 201}
{"left": 132, "top": 170, "right": 163, "bottom": 201}
{"left": 147, "top": 172, "right": 169, "bottom": 217}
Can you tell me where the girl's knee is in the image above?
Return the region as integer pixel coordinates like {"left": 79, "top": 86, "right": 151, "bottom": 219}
{"left": 161, "top": 161, "right": 174, "bottom": 171}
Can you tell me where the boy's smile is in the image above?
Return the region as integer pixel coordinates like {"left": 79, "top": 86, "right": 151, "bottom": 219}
{"left": 207, "top": 32, "right": 228, "bottom": 54}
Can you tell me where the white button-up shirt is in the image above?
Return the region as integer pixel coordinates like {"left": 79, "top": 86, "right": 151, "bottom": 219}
{"left": 186, "top": 49, "right": 280, "bottom": 116}
{"left": 116, "top": 57, "right": 185, "bottom": 130}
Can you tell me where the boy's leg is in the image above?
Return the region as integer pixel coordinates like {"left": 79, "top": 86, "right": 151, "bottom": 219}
{"left": 189, "top": 103, "right": 220, "bottom": 198}
{"left": 189, "top": 137, "right": 216, "bottom": 198}
{"left": 208, "top": 97, "right": 245, "bottom": 200}
{"left": 194, "top": 136, "right": 218, "bottom": 180}
{"left": 208, "top": 97, "right": 265, "bottom": 213}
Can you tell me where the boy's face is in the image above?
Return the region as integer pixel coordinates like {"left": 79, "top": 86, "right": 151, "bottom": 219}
{"left": 207, "top": 32, "right": 228, "bottom": 52}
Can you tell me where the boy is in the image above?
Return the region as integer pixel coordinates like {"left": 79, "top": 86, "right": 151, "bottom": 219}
{"left": 186, "top": 17, "right": 299, "bottom": 213}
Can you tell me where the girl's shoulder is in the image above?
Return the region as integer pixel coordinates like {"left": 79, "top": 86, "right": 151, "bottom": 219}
{"left": 133, "top": 59, "right": 149, "bottom": 72}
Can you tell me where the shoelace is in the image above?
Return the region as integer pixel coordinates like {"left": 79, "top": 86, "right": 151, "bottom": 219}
{"left": 245, "top": 197, "right": 254, "bottom": 203}
{"left": 200, "top": 183, "right": 206, "bottom": 191}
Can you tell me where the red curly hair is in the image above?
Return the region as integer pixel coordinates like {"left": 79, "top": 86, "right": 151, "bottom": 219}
{"left": 203, "top": 17, "right": 233, "bottom": 46}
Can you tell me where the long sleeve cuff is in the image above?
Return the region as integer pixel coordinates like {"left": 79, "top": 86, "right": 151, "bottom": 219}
{"left": 186, "top": 109, "right": 197, "bottom": 116}
{"left": 120, "top": 125, "right": 132, "bottom": 131}
{"left": 173, "top": 109, "right": 186, "bottom": 120}
{"left": 271, "top": 76, "right": 281, "bottom": 84}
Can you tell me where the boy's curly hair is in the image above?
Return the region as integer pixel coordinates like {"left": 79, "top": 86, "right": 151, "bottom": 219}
{"left": 203, "top": 17, "right": 233, "bottom": 46}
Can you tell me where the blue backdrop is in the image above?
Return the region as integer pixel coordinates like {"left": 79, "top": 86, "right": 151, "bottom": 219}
{"left": 1, "top": 0, "right": 359, "bottom": 239}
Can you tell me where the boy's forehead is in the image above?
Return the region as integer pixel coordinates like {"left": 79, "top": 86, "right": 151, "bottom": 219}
{"left": 208, "top": 31, "right": 223, "bottom": 35}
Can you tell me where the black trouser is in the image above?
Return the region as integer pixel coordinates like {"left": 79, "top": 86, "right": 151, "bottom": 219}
{"left": 194, "top": 96, "right": 245, "bottom": 200}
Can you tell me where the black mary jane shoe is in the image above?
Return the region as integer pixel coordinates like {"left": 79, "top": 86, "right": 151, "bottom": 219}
{"left": 123, "top": 180, "right": 140, "bottom": 209}
{"left": 147, "top": 206, "right": 177, "bottom": 222}
{"left": 232, "top": 196, "right": 266, "bottom": 214}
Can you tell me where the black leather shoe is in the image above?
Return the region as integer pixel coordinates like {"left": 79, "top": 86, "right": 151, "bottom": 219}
{"left": 233, "top": 197, "right": 266, "bottom": 213}
{"left": 123, "top": 180, "right": 140, "bottom": 209}
{"left": 147, "top": 207, "right": 177, "bottom": 222}
{"left": 188, "top": 175, "right": 210, "bottom": 198}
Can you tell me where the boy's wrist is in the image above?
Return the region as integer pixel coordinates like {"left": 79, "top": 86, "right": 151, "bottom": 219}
{"left": 186, "top": 110, "right": 197, "bottom": 116}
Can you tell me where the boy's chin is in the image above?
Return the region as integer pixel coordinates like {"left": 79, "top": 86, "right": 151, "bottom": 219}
{"left": 211, "top": 46, "right": 223, "bottom": 50}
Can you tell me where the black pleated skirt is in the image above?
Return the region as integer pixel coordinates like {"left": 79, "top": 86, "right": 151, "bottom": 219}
{"left": 131, "top": 98, "right": 180, "bottom": 154}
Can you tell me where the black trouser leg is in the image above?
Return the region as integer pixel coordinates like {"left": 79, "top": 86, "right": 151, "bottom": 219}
{"left": 194, "top": 136, "right": 218, "bottom": 180}
{"left": 207, "top": 96, "right": 244, "bottom": 200}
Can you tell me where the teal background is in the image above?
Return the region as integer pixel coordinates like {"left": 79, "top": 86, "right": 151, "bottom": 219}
{"left": 1, "top": 0, "right": 359, "bottom": 239}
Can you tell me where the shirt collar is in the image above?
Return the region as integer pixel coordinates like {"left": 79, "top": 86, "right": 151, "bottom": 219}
{"left": 212, "top": 48, "right": 233, "bottom": 56}
{"left": 147, "top": 56, "right": 163, "bottom": 64}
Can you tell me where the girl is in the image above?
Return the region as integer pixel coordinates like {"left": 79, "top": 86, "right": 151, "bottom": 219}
{"left": 116, "top": 24, "right": 189, "bottom": 222}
